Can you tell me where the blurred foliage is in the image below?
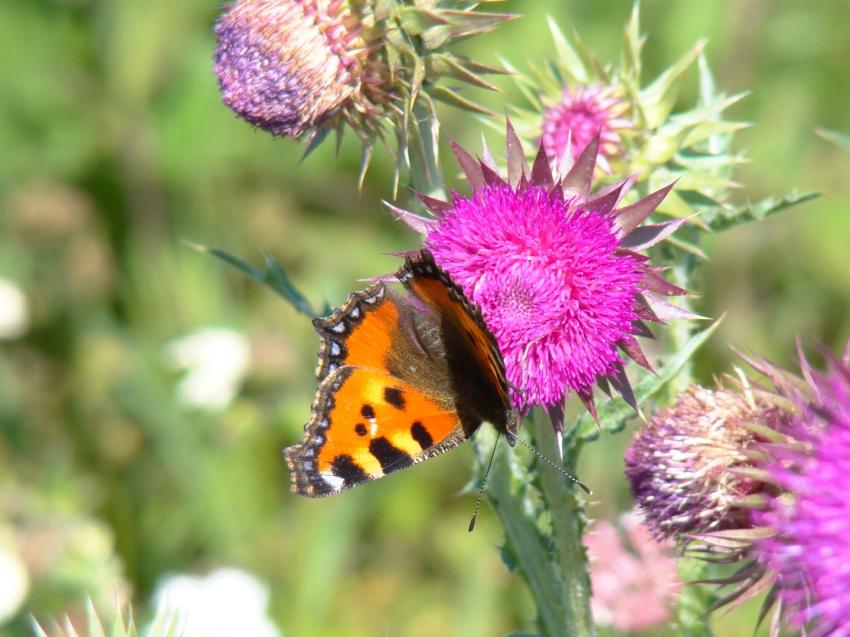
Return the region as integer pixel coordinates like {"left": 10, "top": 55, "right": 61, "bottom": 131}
{"left": 0, "top": 0, "right": 848, "bottom": 636}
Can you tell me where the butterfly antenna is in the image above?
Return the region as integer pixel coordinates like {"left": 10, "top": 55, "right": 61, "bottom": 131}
{"left": 468, "top": 433, "right": 501, "bottom": 533}
{"left": 513, "top": 436, "right": 591, "bottom": 494}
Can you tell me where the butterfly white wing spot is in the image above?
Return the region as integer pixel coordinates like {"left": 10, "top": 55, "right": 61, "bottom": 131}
{"left": 331, "top": 322, "right": 346, "bottom": 333}
{"left": 364, "top": 287, "right": 385, "bottom": 304}
{"left": 330, "top": 341, "right": 341, "bottom": 356}
{"left": 349, "top": 306, "right": 361, "bottom": 319}
{"left": 320, "top": 472, "right": 345, "bottom": 491}
{"left": 327, "top": 362, "right": 339, "bottom": 373}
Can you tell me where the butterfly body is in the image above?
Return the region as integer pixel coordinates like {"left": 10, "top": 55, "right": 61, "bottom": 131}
{"left": 285, "top": 251, "right": 516, "bottom": 497}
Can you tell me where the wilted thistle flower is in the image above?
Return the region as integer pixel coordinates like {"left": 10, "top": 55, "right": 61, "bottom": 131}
{"left": 585, "top": 510, "right": 681, "bottom": 633}
{"left": 625, "top": 385, "right": 788, "bottom": 540}
{"left": 214, "top": 0, "right": 367, "bottom": 138}
{"left": 505, "top": 6, "right": 746, "bottom": 213}
{"left": 214, "top": 0, "right": 512, "bottom": 183}
{"left": 626, "top": 344, "right": 850, "bottom": 634}
{"left": 387, "top": 121, "right": 691, "bottom": 430}
{"left": 752, "top": 350, "right": 850, "bottom": 635}
{"left": 541, "top": 85, "right": 631, "bottom": 173}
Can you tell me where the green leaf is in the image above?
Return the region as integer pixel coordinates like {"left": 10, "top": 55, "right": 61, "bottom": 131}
{"left": 622, "top": 1, "right": 643, "bottom": 83}
{"left": 398, "top": 7, "right": 447, "bottom": 36}
{"left": 186, "top": 242, "right": 321, "bottom": 318}
{"left": 639, "top": 40, "right": 704, "bottom": 130}
{"left": 485, "top": 440, "right": 565, "bottom": 637}
{"left": 546, "top": 16, "right": 588, "bottom": 84}
{"left": 430, "top": 85, "right": 495, "bottom": 115}
{"left": 575, "top": 318, "right": 723, "bottom": 439}
{"left": 705, "top": 190, "right": 820, "bottom": 231}
{"left": 440, "top": 9, "right": 516, "bottom": 39}
{"left": 426, "top": 54, "right": 499, "bottom": 91}
{"left": 816, "top": 127, "right": 850, "bottom": 153}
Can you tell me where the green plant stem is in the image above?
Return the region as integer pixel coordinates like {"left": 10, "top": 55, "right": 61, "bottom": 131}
{"left": 665, "top": 244, "right": 717, "bottom": 636}
{"left": 486, "top": 443, "right": 566, "bottom": 636}
{"left": 674, "top": 558, "right": 716, "bottom": 636}
{"left": 532, "top": 410, "right": 595, "bottom": 637}
{"left": 484, "top": 411, "right": 595, "bottom": 637}
{"left": 667, "top": 249, "right": 698, "bottom": 396}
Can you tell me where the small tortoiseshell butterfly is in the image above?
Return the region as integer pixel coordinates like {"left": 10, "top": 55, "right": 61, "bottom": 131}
{"left": 284, "top": 250, "right": 519, "bottom": 496}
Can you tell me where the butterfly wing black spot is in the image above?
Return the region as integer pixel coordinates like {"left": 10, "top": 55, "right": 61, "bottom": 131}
{"left": 369, "top": 437, "right": 412, "bottom": 472}
{"left": 361, "top": 404, "right": 375, "bottom": 419}
{"left": 331, "top": 455, "right": 369, "bottom": 487}
{"left": 354, "top": 423, "right": 368, "bottom": 436}
{"left": 410, "top": 422, "right": 433, "bottom": 450}
{"left": 384, "top": 387, "right": 406, "bottom": 410}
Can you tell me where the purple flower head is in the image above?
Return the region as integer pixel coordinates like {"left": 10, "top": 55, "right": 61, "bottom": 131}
{"left": 214, "top": 0, "right": 372, "bottom": 137}
{"left": 542, "top": 84, "right": 631, "bottom": 173}
{"left": 632, "top": 344, "right": 850, "bottom": 635}
{"left": 428, "top": 183, "right": 642, "bottom": 406}
{"left": 387, "top": 122, "right": 689, "bottom": 425}
{"left": 754, "top": 353, "right": 850, "bottom": 635}
{"left": 625, "top": 385, "right": 787, "bottom": 541}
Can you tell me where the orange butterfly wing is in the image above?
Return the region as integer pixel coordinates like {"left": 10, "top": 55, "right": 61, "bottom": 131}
{"left": 286, "top": 366, "right": 464, "bottom": 495}
{"left": 285, "top": 281, "right": 468, "bottom": 497}
{"left": 285, "top": 252, "right": 514, "bottom": 497}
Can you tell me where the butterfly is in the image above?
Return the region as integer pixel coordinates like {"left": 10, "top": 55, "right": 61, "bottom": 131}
{"left": 284, "top": 250, "right": 519, "bottom": 496}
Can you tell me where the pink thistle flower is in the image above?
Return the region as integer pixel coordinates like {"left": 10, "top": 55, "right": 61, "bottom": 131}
{"left": 541, "top": 85, "right": 631, "bottom": 173}
{"left": 754, "top": 351, "right": 850, "bottom": 635}
{"left": 387, "top": 122, "right": 690, "bottom": 427}
{"left": 427, "top": 181, "right": 642, "bottom": 406}
{"left": 585, "top": 511, "right": 681, "bottom": 633}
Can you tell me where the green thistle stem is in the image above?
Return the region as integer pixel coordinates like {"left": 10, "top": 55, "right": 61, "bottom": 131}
{"left": 484, "top": 410, "right": 594, "bottom": 637}
{"left": 665, "top": 241, "right": 717, "bottom": 634}
{"left": 532, "top": 410, "right": 595, "bottom": 637}
{"left": 486, "top": 442, "right": 566, "bottom": 636}
{"left": 674, "top": 558, "right": 716, "bottom": 636}
{"left": 667, "top": 248, "right": 699, "bottom": 395}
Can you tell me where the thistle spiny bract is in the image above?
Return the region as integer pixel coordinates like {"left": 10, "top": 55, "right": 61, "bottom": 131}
{"left": 214, "top": 0, "right": 513, "bottom": 189}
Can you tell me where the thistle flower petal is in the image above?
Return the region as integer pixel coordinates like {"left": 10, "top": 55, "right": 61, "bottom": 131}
{"left": 586, "top": 511, "right": 681, "bottom": 633}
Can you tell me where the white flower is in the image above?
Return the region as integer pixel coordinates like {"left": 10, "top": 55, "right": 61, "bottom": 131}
{"left": 0, "top": 279, "right": 29, "bottom": 339}
{"left": 0, "top": 532, "right": 29, "bottom": 624}
{"left": 164, "top": 328, "right": 250, "bottom": 411}
{"left": 149, "top": 568, "right": 281, "bottom": 637}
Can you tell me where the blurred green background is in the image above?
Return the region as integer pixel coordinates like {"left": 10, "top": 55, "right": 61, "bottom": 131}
{"left": 1, "top": 0, "right": 848, "bottom": 635}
